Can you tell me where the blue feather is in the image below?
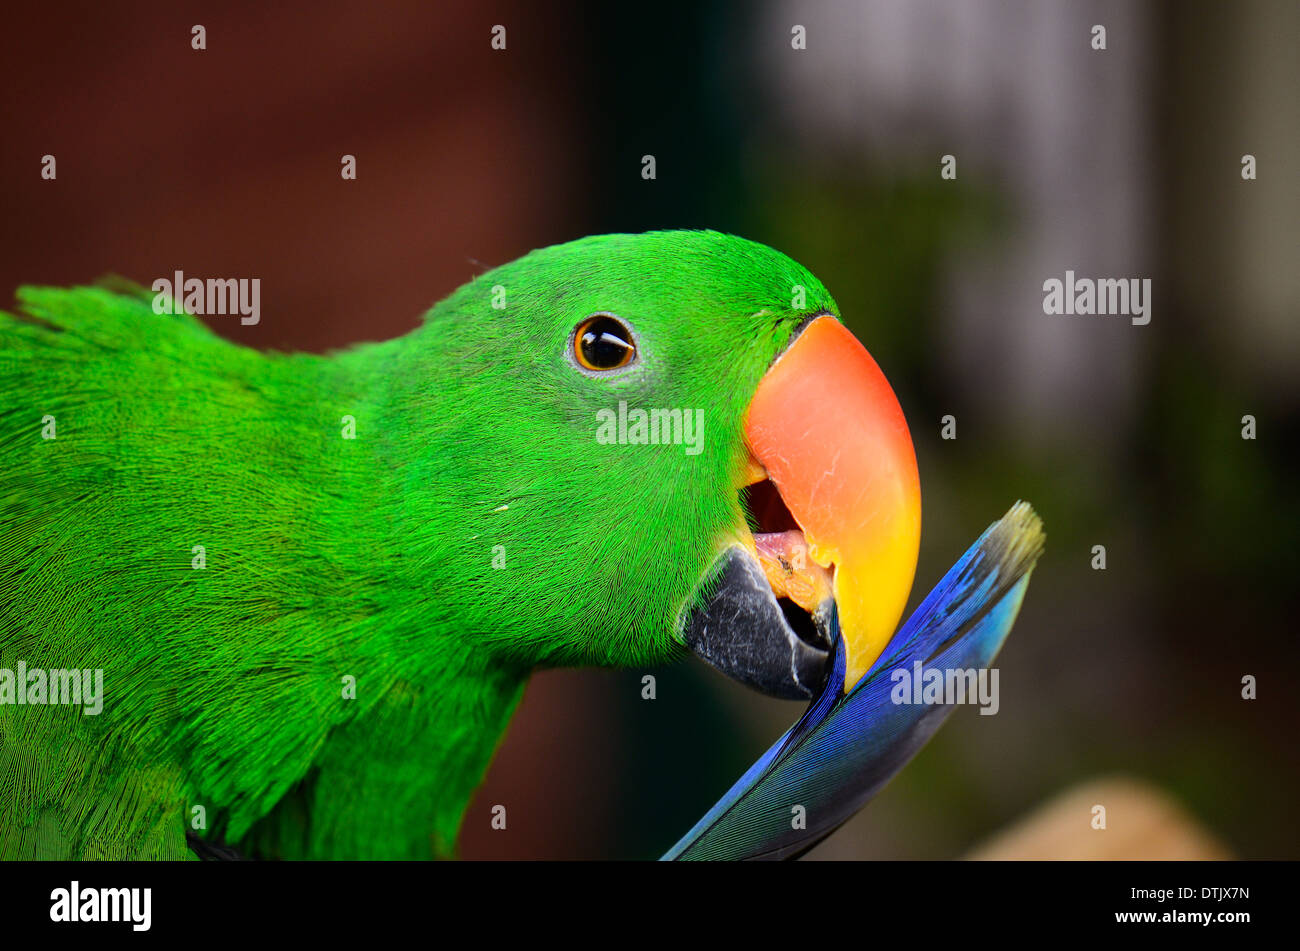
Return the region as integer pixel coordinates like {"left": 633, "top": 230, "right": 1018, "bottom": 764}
{"left": 663, "top": 502, "right": 1045, "bottom": 860}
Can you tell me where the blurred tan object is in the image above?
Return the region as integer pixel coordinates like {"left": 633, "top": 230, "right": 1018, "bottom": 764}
{"left": 966, "top": 778, "right": 1233, "bottom": 860}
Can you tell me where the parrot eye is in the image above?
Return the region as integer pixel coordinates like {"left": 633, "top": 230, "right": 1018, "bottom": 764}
{"left": 573, "top": 314, "right": 636, "bottom": 371}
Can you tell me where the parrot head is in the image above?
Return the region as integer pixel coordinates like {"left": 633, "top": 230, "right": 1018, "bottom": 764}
{"left": 390, "top": 230, "right": 919, "bottom": 700}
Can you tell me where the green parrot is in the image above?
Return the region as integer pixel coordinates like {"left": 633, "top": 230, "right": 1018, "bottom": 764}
{"left": 0, "top": 230, "right": 1040, "bottom": 860}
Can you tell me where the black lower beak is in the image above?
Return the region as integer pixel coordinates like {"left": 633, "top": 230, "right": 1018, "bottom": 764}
{"left": 678, "top": 546, "right": 834, "bottom": 700}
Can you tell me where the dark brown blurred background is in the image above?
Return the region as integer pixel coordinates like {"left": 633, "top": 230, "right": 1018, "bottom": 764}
{"left": 2, "top": 0, "right": 1296, "bottom": 859}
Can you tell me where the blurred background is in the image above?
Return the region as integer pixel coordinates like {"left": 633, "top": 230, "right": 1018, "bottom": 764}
{"left": 1, "top": 0, "right": 1296, "bottom": 858}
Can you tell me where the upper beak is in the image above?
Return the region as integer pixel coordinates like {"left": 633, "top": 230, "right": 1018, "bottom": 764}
{"left": 680, "top": 315, "right": 922, "bottom": 697}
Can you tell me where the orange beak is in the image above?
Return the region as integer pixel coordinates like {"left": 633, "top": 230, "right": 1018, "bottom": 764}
{"left": 744, "top": 315, "right": 922, "bottom": 690}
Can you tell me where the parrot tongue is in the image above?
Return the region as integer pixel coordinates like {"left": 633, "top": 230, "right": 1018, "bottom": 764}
{"left": 752, "top": 529, "right": 834, "bottom": 626}
{"left": 680, "top": 314, "right": 921, "bottom": 699}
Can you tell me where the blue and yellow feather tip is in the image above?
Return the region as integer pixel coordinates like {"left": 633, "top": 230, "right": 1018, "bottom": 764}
{"left": 663, "top": 501, "right": 1045, "bottom": 861}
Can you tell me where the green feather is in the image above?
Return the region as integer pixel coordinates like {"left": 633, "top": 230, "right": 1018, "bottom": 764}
{"left": 0, "top": 231, "right": 835, "bottom": 858}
